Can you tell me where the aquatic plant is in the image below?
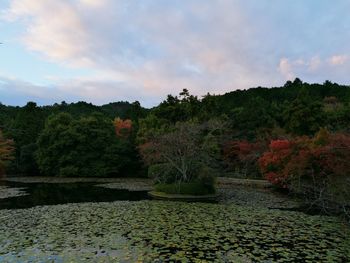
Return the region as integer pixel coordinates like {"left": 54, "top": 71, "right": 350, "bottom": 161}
{"left": 0, "top": 201, "right": 348, "bottom": 262}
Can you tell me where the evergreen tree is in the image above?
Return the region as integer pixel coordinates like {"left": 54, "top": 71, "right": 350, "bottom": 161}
{"left": 37, "top": 112, "right": 140, "bottom": 177}
{"left": 284, "top": 89, "right": 325, "bottom": 135}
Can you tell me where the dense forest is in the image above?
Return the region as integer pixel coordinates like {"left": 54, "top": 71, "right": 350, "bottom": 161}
{"left": 0, "top": 78, "right": 349, "bottom": 216}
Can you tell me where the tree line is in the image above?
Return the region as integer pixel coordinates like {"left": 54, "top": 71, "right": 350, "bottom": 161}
{"left": 0, "top": 78, "right": 349, "bottom": 216}
{"left": 1, "top": 78, "right": 350, "bottom": 177}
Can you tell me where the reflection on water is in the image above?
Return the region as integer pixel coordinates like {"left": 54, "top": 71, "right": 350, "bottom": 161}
{"left": 0, "top": 181, "right": 149, "bottom": 210}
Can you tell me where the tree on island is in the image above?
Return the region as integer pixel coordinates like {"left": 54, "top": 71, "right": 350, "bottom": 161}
{"left": 139, "top": 120, "right": 226, "bottom": 195}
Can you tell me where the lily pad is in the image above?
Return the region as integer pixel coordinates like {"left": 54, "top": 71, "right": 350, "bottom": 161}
{"left": 0, "top": 201, "right": 348, "bottom": 262}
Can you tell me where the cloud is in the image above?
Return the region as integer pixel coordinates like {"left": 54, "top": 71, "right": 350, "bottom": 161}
{"left": 309, "top": 56, "right": 321, "bottom": 71}
{"left": 1, "top": 0, "right": 350, "bottom": 105}
{"left": 279, "top": 54, "right": 350, "bottom": 83}
{"left": 329, "top": 55, "right": 348, "bottom": 66}
{"left": 78, "top": 0, "right": 107, "bottom": 8}
{"left": 0, "top": 74, "right": 160, "bottom": 106}
{"left": 2, "top": 0, "right": 284, "bottom": 103}
{"left": 278, "top": 58, "right": 295, "bottom": 80}
{"left": 4, "top": 0, "right": 93, "bottom": 67}
{"left": 0, "top": 76, "right": 61, "bottom": 105}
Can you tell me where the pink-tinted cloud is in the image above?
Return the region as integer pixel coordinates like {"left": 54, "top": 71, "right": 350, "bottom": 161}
{"left": 329, "top": 55, "right": 348, "bottom": 66}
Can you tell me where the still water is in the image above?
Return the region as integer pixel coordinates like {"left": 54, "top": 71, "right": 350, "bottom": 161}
{"left": 0, "top": 181, "right": 149, "bottom": 210}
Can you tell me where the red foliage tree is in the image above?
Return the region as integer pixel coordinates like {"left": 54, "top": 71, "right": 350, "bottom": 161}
{"left": 269, "top": 139, "right": 292, "bottom": 151}
{"left": 259, "top": 131, "right": 350, "bottom": 215}
{"left": 312, "top": 133, "right": 350, "bottom": 176}
{"left": 259, "top": 140, "right": 291, "bottom": 186}
{"left": 0, "top": 130, "right": 15, "bottom": 177}
{"left": 223, "top": 140, "right": 267, "bottom": 178}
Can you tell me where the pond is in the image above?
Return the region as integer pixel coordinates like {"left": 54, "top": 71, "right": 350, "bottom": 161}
{"left": 0, "top": 178, "right": 349, "bottom": 262}
{"left": 0, "top": 181, "right": 149, "bottom": 210}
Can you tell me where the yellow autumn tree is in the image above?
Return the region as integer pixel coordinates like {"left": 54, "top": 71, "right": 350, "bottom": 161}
{"left": 113, "top": 117, "right": 132, "bottom": 138}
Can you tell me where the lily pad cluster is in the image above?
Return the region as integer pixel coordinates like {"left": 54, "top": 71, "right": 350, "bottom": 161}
{"left": 0, "top": 186, "right": 28, "bottom": 199}
{"left": 96, "top": 180, "right": 153, "bottom": 191}
{"left": 218, "top": 185, "right": 300, "bottom": 209}
{"left": 0, "top": 201, "right": 349, "bottom": 262}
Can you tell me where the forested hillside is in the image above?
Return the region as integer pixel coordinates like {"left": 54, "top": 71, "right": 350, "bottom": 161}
{"left": 1, "top": 78, "right": 350, "bottom": 177}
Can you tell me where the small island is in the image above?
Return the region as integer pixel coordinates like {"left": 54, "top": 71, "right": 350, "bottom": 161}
{"left": 139, "top": 120, "right": 220, "bottom": 201}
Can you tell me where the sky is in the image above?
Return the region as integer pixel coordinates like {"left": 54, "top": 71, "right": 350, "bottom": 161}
{"left": 1, "top": 0, "right": 350, "bottom": 107}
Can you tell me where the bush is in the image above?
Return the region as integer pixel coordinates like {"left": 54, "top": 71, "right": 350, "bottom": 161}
{"left": 197, "top": 166, "right": 217, "bottom": 194}
{"left": 148, "top": 164, "right": 178, "bottom": 183}
{"left": 151, "top": 165, "right": 217, "bottom": 195}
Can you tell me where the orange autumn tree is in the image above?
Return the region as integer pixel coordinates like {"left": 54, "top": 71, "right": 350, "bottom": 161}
{"left": 0, "top": 130, "right": 15, "bottom": 177}
{"left": 113, "top": 117, "right": 132, "bottom": 138}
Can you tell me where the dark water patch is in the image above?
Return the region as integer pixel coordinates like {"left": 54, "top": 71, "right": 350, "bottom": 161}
{"left": 0, "top": 181, "right": 149, "bottom": 210}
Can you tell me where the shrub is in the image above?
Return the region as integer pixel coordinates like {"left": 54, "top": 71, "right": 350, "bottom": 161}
{"left": 148, "top": 164, "right": 178, "bottom": 184}
{"left": 197, "top": 166, "right": 217, "bottom": 194}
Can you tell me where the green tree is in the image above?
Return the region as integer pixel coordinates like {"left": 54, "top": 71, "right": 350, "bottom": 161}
{"left": 284, "top": 89, "right": 325, "bottom": 135}
{"left": 10, "top": 102, "right": 45, "bottom": 174}
{"left": 19, "top": 143, "right": 39, "bottom": 175}
{"left": 232, "top": 97, "right": 275, "bottom": 139}
{"left": 198, "top": 93, "right": 220, "bottom": 120}
{"left": 37, "top": 112, "right": 139, "bottom": 177}
{"left": 326, "top": 101, "right": 350, "bottom": 132}
{"left": 36, "top": 112, "right": 74, "bottom": 176}
{"left": 12, "top": 102, "right": 44, "bottom": 147}
{"left": 126, "top": 101, "right": 148, "bottom": 121}
{"left": 136, "top": 114, "right": 171, "bottom": 144}
{"left": 153, "top": 89, "right": 201, "bottom": 123}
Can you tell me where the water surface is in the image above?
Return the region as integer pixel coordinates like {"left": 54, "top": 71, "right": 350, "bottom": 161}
{"left": 0, "top": 181, "right": 149, "bottom": 210}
